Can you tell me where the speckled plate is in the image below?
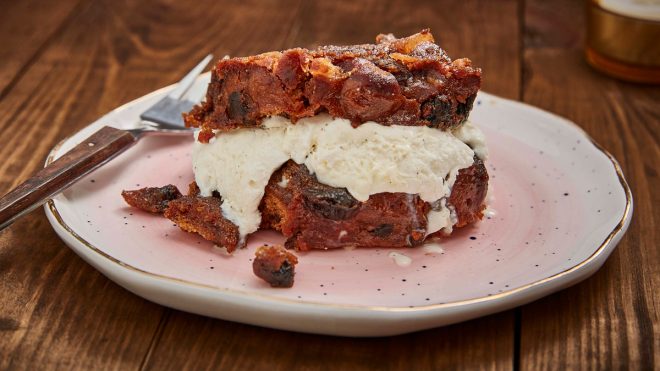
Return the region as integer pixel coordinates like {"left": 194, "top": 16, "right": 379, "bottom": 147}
{"left": 44, "top": 75, "right": 632, "bottom": 337}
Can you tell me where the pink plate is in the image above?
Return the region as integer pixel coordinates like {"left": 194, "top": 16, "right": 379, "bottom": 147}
{"left": 44, "top": 75, "right": 632, "bottom": 336}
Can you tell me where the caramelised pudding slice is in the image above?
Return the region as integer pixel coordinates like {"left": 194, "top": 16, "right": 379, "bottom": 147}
{"left": 124, "top": 29, "right": 489, "bottom": 254}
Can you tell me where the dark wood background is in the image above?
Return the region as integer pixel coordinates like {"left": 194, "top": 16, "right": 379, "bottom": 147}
{"left": 0, "top": 0, "right": 657, "bottom": 369}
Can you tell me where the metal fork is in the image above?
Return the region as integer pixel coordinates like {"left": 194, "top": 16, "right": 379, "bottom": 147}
{"left": 0, "top": 55, "right": 214, "bottom": 230}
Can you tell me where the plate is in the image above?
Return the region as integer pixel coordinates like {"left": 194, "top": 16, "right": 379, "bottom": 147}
{"left": 44, "top": 75, "right": 632, "bottom": 337}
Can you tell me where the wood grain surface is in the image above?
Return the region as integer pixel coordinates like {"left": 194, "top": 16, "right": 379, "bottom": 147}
{"left": 0, "top": 0, "right": 656, "bottom": 370}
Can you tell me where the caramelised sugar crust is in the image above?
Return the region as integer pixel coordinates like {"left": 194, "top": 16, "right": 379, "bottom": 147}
{"left": 259, "top": 159, "right": 488, "bottom": 251}
{"left": 185, "top": 29, "right": 481, "bottom": 142}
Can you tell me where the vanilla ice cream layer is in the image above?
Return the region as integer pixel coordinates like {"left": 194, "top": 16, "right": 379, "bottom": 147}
{"left": 193, "top": 114, "right": 486, "bottom": 240}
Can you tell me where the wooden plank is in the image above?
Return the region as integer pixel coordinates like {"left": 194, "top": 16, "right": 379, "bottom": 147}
{"left": 144, "top": 311, "right": 514, "bottom": 371}
{"left": 0, "top": 0, "right": 83, "bottom": 97}
{"left": 144, "top": 0, "right": 520, "bottom": 369}
{"left": 519, "top": 1, "right": 659, "bottom": 369}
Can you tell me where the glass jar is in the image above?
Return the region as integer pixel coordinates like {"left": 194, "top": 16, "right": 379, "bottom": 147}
{"left": 586, "top": 0, "right": 660, "bottom": 84}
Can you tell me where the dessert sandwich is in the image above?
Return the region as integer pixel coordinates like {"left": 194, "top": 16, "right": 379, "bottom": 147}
{"left": 123, "top": 29, "right": 489, "bottom": 270}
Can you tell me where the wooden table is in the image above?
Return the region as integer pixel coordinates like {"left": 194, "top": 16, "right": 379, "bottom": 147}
{"left": 1, "top": 0, "right": 657, "bottom": 369}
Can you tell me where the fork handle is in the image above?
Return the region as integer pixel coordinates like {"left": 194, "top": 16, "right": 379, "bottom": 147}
{"left": 0, "top": 126, "right": 137, "bottom": 230}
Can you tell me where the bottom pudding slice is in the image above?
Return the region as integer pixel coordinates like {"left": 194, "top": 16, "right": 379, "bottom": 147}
{"left": 259, "top": 159, "right": 488, "bottom": 251}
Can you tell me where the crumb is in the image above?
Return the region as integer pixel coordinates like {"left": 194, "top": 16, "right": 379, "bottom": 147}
{"left": 121, "top": 185, "right": 182, "bottom": 213}
{"left": 253, "top": 245, "right": 298, "bottom": 288}
{"left": 164, "top": 196, "right": 240, "bottom": 252}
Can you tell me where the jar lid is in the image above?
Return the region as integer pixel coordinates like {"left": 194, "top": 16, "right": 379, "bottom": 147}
{"left": 597, "top": 0, "right": 660, "bottom": 22}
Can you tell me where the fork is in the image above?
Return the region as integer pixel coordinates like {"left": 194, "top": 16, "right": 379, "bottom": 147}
{"left": 0, "top": 54, "right": 213, "bottom": 231}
